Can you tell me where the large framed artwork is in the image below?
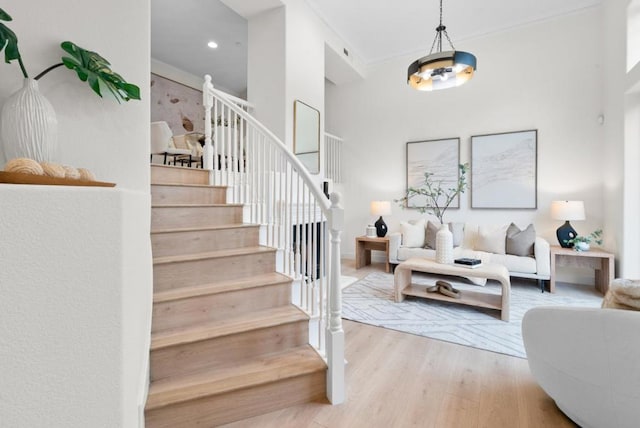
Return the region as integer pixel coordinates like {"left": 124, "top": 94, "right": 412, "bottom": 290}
{"left": 150, "top": 73, "right": 206, "bottom": 136}
{"left": 406, "top": 138, "right": 461, "bottom": 209}
{"left": 471, "top": 129, "right": 537, "bottom": 209}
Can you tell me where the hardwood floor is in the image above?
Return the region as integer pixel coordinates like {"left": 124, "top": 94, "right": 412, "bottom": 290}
{"left": 222, "top": 260, "right": 577, "bottom": 428}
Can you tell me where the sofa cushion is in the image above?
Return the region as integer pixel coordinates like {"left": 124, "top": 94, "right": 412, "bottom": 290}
{"left": 476, "top": 224, "right": 508, "bottom": 254}
{"left": 449, "top": 222, "right": 464, "bottom": 247}
{"left": 400, "top": 219, "right": 426, "bottom": 248}
{"left": 506, "top": 223, "right": 535, "bottom": 257}
{"left": 425, "top": 221, "right": 439, "bottom": 249}
{"left": 487, "top": 252, "right": 537, "bottom": 274}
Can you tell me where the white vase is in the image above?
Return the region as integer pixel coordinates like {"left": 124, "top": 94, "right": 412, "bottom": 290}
{"left": 436, "top": 223, "right": 454, "bottom": 264}
{"left": 1, "top": 78, "right": 58, "bottom": 162}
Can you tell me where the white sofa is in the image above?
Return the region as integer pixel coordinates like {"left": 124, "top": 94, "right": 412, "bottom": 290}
{"left": 388, "top": 222, "right": 551, "bottom": 284}
{"left": 523, "top": 307, "right": 640, "bottom": 428}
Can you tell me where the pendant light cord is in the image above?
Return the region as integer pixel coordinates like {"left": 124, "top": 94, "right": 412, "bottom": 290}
{"left": 428, "top": 0, "right": 455, "bottom": 55}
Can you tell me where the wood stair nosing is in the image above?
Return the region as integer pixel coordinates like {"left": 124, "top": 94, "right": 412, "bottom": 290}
{"left": 151, "top": 203, "right": 243, "bottom": 208}
{"left": 152, "top": 246, "right": 276, "bottom": 265}
{"left": 151, "top": 305, "right": 308, "bottom": 351}
{"left": 153, "top": 272, "right": 292, "bottom": 304}
{"left": 145, "top": 345, "right": 327, "bottom": 411}
{"left": 151, "top": 183, "right": 226, "bottom": 190}
{"left": 150, "top": 223, "right": 259, "bottom": 235}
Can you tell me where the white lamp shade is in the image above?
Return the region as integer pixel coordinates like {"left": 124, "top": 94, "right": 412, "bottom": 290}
{"left": 370, "top": 200, "right": 391, "bottom": 216}
{"left": 550, "top": 200, "right": 585, "bottom": 221}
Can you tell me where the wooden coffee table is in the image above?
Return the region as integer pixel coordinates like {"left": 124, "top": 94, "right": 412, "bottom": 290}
{"left": 394, "top": 258, "right": 511, "bottom": 321}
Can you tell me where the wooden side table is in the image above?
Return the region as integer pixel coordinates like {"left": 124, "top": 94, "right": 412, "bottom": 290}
{"left": 355, "top": 236, "right": 390, "bottom": 273}
{"left": 550, "top": 245, "right": 615, "bottom": 294}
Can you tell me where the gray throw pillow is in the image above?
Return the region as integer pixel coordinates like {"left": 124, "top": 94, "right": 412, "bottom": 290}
{"left": 506, "top": 223, "right": 535, "bottom": 257}
{"left": 425, "top": 221, "right": 439, "bottom": 249}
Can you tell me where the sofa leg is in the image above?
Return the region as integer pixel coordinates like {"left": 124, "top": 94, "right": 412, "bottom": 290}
{"left": 538, "top": 279, "right": 544, "bottom": 293}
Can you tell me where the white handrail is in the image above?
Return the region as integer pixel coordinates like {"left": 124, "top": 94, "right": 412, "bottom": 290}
{"left": 202, "top": 75, "right": 345, "bottom": 404}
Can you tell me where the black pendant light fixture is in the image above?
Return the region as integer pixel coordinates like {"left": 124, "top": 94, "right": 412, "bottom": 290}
{"left": 407, "top": 0, "right": 477, "bottom": 91}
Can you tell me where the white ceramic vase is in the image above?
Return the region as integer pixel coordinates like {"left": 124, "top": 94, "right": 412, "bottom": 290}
{"left": 435, "top": 223, "right": 454, "bottom": 264}
{"left": 1, "top": 78, "right": 58, "bottom": 162}
{"left": 575, "top": 242, "right": 590, "bottom": 252}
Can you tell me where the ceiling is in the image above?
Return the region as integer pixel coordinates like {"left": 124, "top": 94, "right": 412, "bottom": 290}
{"left": 151, "top": 0, "right": 601, "bottom": 94}
{"left": 305, "top": 0, "right": 602, "bottom": 64}
{"left": 151, "top": 0, "right": 248, "bottom": 95}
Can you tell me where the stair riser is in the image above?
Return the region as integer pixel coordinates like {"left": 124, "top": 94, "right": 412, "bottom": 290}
{"left": 151, "top": 206, "right": 242, "bottom": 230}
{"left": 151, "top": 185, "right": 226, "bottom": 205}
{"left": 151, "top": 226, "right": 259, "bottom": 258}
{"left": 152, "top": 282, "right": 291, "bottom": 331}
{"left": 153, "top": 251, "right": 276, "bottom": 292}
{"left": 150, "top": 320, "right": 308, "bottom": 381}
{"left": 151, "top": 165, "right": 209, "bottom": 185}
{"left": 145, "top": 371, "right": 326, "bottom": 428}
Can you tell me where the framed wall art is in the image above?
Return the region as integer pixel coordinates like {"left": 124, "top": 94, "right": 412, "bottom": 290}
{"left": 406, "top": 138, "right": 461, "bottom": 209}
{"left": 471, "top": 129, "right": 537, "bottom": 209}
{"left": 294, "top": 100, "right": 321, "bottom": 174}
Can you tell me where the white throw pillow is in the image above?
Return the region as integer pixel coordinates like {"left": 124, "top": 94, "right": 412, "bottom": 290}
{"left": 400, "top": 219, "right": 426, "bottom": 248}
{"left": 475, "top": 224, "right": 508, "bottom": 255}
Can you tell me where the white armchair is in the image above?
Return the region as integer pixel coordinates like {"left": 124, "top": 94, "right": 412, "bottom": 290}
{"left": 150, "top": 121, "right": 191, "bottom": 165}
{"left": 522, "top": 306, "right": 640, "bottom": 428}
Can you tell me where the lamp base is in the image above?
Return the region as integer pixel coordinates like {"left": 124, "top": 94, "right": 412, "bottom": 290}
{"left": 556, "top": 221, "right": 577, "bottom": 248}
{"left": 374, "top": 216, "right": 388, "bottom": 238}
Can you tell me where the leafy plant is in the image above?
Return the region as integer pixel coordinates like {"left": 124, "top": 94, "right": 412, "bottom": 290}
{"left": 0, "top": 7, "right": 139, "bottom": 103}
{"left": 395, "top": 163, "right": 469, "bottom": 224}
{"left": 564, "top": 229, "right": 603, "bottom": 250}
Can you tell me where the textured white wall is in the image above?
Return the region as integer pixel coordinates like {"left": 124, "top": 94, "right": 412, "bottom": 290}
{"left": 326, "top": 9, "right": 606, "bottom": 283}
{"left": 0, "top": 0, "right": 152, "bottom": 426}
{"left": 247, "top": 7, "right": 287, "bottom": 142}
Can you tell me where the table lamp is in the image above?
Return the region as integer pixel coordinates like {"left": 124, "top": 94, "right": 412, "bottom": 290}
{"left": 370, "top": 201, "right": 391, "bottom": 237}
{"left": 550, "top": 200, "right": 585, "bottom": 248}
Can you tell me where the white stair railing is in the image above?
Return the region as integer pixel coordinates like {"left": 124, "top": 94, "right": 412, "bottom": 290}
{"left": 202, "top": 75, "right": 345, "bottom": 404}
{"left": 325, "top": 133, "right": 344, "bottom": 183}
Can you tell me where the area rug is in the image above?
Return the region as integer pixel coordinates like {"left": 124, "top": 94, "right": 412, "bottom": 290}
{"left": 342, "top": 271, "right": 603, "bottom": 358}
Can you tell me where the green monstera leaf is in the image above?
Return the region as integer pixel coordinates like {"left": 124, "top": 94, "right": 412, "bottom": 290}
{"left": 0, "top": 8, "right": 27, "bottom": 77}
{"left": 0, "top": 8, "right": 19, "bottom": 63}
{"left": 60, "top": 41, "right": 140, "bottom": 103}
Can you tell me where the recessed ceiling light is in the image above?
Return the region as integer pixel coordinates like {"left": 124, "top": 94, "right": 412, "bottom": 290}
{"left": 207, "top": 41, "right": 218, "bottom": 49}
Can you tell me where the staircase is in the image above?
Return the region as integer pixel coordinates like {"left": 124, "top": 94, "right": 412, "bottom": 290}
{"left": 145, "top": 164, "right": 327, "bottom": 427}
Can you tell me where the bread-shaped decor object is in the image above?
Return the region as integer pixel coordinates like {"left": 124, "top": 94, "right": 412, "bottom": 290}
{"left": 62, "top": 165, "right": 81, "bottom": 180}
{"left": 40, "top": 162, "right": 66, "bottom": 178}
{"left": 5, "top": 158, "right": 44, "bottom": 175}
{"left": 77, "top": 168, "right": 96, "bottom": 181}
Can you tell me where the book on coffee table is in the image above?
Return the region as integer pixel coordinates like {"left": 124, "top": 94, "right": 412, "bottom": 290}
{"left": 455, "top": 262, "right": 483, "bottom": 269}
{"left": 454, "top": 257, "right": 482, "bottom": 266}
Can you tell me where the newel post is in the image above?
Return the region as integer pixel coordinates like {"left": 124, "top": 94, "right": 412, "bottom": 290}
{"left": 202, "top": 75, "right": 214, "bottom": 171}
{"left": 326, "top": 192, "right": 345, "bottom": 404}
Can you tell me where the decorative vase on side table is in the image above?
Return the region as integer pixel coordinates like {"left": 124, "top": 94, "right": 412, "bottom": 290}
{"left": 1, "top": 78, "right": 58, "bottom": 162}
{"left": 435, "top": 223, "right": 454, "bottom": 264}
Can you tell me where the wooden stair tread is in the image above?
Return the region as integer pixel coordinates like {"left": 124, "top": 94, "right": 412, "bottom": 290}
{"left": 152, "top": 203, "right": 243, "bottom": 208}
{"left": 146, "top": 345, "right": 326, "bottom": 410}
{"left": 154, "top": 272, "right": 291, "bottom": 303}
{"left": 151, "top": 305, "right": 308, "bottom": 350}
{"left": 151, "top": 223, "right": 258, "bottom": 235}
{"left": 151, "top": 183, "right": 226, "bottom": 189}
{"left": 153, "top": 246, "right": 275, "bottom": 265}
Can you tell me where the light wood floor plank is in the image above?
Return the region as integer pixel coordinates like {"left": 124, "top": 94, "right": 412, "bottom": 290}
{"left": 221, "top": 259, "right": 575, "bottom": 428}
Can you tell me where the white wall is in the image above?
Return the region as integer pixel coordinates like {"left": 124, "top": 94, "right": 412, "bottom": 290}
{"left": 0, "top": 1, "right": 152, "bottom": 426}
{"left": 326, "top": 9, "right": 605, "bottom": 283}
{"left": 247, "top": 7, "right": 287, "bottom": 141}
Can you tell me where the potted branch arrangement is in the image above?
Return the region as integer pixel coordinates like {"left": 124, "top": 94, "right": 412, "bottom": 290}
{"left": 564, "top": 229, "right": 603, "bottom": 252}
{"left": 0, "top": 7, "right": 140, "bottom": 162}
{"left": 395, "top": 163, "right": 469, "bottom": 264}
